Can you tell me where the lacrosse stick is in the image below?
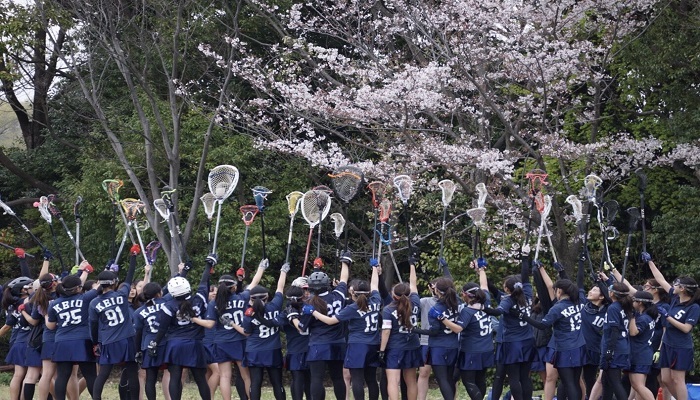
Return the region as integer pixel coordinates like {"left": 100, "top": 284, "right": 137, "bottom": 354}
{"left": 330, "top": 166, "right": 364, "bottom": 249}
{"left": 252, "top": 186, "right": 272, "bottom": 260}
{"left": 620, "top": 207, "right": 641, "bottom": 283}
{"left": 393, "top": 175, "right": 414, "bottom": 256}
{"left": 376, "top": 198, "right": 402, "bottom": 282}
{"left": 120, "top": 198, "right": 150, "bottom": 266}
{"left": 330, "top": 213, "right": 345, "bottom": 277}
{"left": 581, "top": 174, "right": 603, "bottom": 276}
{"left": 0, "top": 195, "right": 47, "bottom": 250}
{"left": 285, "top": 191, "right": 304, "bottom": 265}
{"left": 74, "top": 196, "right": 82, "bottom": 265}
{"left": 200, "top": 192, "right": 217, "bottom": 245}
{"left": 102, "top": 179, "right": 136, "bottom": 246}
{"left": 567, "top": 193, "right": 594, "bottom": 278}
{"left": 153, "top": 198, "right": 182, "bottom": 264}
{"left": 635, "top": 169, "right": 648, "bottom": 253}
{"left": 437, "top": 179, "right": 456, "bottom": 263}
{"left": 367, "top": 181, "right": 388, "bottom": 259}
{"left": 598, "top": 200, "right": 619, "bottom": 271}
{"left": 466, "top": 206, "right": 487, "bottom": 260}
{"left": 112, "top": 229, "right": 129, "bottom": 269}
{"left": 145, "top": 241, "right": 162, "bottom": 265}
{"left": 208, "top": 165, "right": 240, "bottom": 254}
{"left": 523, "top": 170, "right": 549, "bottom": 249}
{"left": 35, "top": 196, "right": 66, "bottom": 272}
{"left": 47, "top": 194, "right": 87, "bottom": 262}
{"left": 161, "top": 187, "right": 190, "bottom": 264}
{"left": 239, "top": 205, "right": 260, "bottom": 269}
{"left": 533, "top": 194, "right": 552, "bottom": 262}
{"left": 541, "top": 195, "right": 559, "bottom": 263}
{"left": 312, "top": 185, "right": 333, "bottom": 259}
{"left": 300, "top": 190, "right": 324, "bottom": 277}
{"left": 0, "top": 241, "right": 36, "bottom": 257}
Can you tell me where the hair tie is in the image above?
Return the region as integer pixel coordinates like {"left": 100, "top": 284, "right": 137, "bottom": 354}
{"left": 514, "top": 282, "right": 523, "bottom": 289}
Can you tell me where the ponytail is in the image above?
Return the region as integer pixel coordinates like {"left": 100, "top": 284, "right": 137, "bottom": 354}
{"left": 177, "top": 295, "right": 196, "bottom": 319}
{"left": 215, "top": 276, "right": 236, "bottom": 316}
{"left": 435, "top": 277, "right": 458, "bottom": 312}
{"left": 352, "top": 280, "right": 371, "bottom": 312}
{"left": 505, "top": 275, "right": 527, "bottom": 307}
{"left": 392, "top": 283, "right": 413, "bottom": 330}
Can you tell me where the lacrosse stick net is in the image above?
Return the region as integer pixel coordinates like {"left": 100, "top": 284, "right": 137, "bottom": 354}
{"left": 145, "top": 241, "right": 162, "bottom": 265}
{"left": 525, "top": 169, "right": 549, "bottom": 196}
{"left": 476, "top": 183, "right": 488, "bottom": 209}
{"left": 284, "top": 191, "right": 305, "bottom": 264}
{"left": 367, "top": 181, "right": 388, "bottom": 208}
{"left": 153, "top": 199, "right": 170, "bottom": 221}
{"left": 240, "top": 205, "right": 260, "bottom": 226}
{"left": 37, "top": 196, "right": 53, "bottom": 223}
{"left": 301, "top": 190, "right": 323, "bottom": 229}
{"left": 467, "top": 207, "right": 487, "bottom": 227}
{"left": 566, "top": 195, "right": 583, "bottom": 222}
{"left": 378, "top": 199, "right": 392, "bottom": 223}
{"left": 583, "top": 174, "right": 602, "bottom": 201}
{"left": 330, "top": 166, "right": 364, "bottom": 204}
{"left": 121, "top": 198, "right": 145, "bottom": 221}
{"left": 200, "top": 193, "right": 216, "bottom": 220}
{"left": 534, "top": 194, "right": 553, "bottom": 261}
{"left": 438, "top": 179, "right": 456, "bottom": 207}
{"left": 208, "top": 165, "right": 239, "bottom": 203}
{"left": 312, "top": 187, "right": 332, "bottom": 258}
{"left": 330, "top": 213, "right": 345, "bottom": 238}
{"left": 393, "top": 175, "right": 413, "bottom": 205}
{"left": 534, "top": 192, "right": 546, "bottom": 214}
{"left": 102, "top": 179, "right": 124, "bottom": 203}
{"left": 253, "top": 186, "right": 272, "bottom": 212}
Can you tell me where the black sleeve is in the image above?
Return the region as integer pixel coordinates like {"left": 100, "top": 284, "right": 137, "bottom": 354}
{"left": 559, "top": 266, "right": 570, "bottom": 281}
{"left": 153, "top": 312, "right": 172, "bottom": 345}
{"left": 378, "top": 274, "right": 389, "bottom": 301}
{"left": 577, "top": 258, "right": 585, "bottom": 289}
{"left": 19, "top": 257, "right": 31, "bottom": 278}
{"left": 236, "top": 280, "right": 244, "bottom": 294}
{"left": 521, "top": 256, "right": 530, "bottom": 284}
{"left": 134, "top": 327, "right": 143, "bottom": 351}
{"left": 90, "top": 320, "right": 99, "bottom": 343}
{"left": 482, "top": 307, "right": 504, "bottom": 316}
{"left": 124, "top": 254, "right": 137, "bottom": 285}
{"left": 607, "top": 326, "right": 620, "bottom": 354}
{"left": 522, "top": 314, "right": 548, "bottom": 330}
{"left": 200, "top": 262, "right": 212, "bottom": 292}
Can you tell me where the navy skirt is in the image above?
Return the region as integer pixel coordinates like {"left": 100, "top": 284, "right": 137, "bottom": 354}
{"left": 427, "top": 346, "right": 459, "bottom": 366}
{"left": 53, "top": 339, "right": 96, "bottom": 363}
{"left": 99, "top": 338, "right": 136, "bottom": 365}
{"left": 458, "top": 351, "right": 495, "bottom": 371}
{"left": 40, "top": 341, "right": 55, "bottom": 360}
{"left": 344, "top": 343, "right": 380, "bottom": 369}
{"left": 285, "top": 352, "right": 308, "bottom": 371}
{"left": 5, "top": 341, "right": 28, "bottom": 366}
{"left": 496, "top": 339, "right": 535, "bottom": 364}
{"left": 141, "top": 344, "right": 166, "bottom": 369}
{"left": 626, "top": 364, "right": 651, "bottom": 374}
{"left": 307, "top": 343, "right": 346, "bottom": 362}
{"left": 660, "top": 343, "right": 694, "bottom": 371}
{"left": 552, "top": 345, "right": 585, "bottom": 368}
{"left": 246, "top": 348, "right": 283, "bottom": 368}
{"left": 386, "top": 347, "right": 423, "bottom": 370}
{"left": 210, "top": 340, "right": 246, "bottom": 364}
{"left": 25, "top": 345, "right": 42, "bottom": 367}
{"left": 164, "top": 339, "right": 207, "bottom": 369}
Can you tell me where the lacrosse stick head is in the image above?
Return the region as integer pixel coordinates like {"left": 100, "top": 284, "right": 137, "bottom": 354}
{"left": 475, "top": 183, "right": 487, "bottom": 209}
{"left": 330, "top": 213, "right": 345, "bottom": 238}
{"left": 252, "top": 186, "right": 272, "bottom": 213}
{"left": 525, "top": 169, "right": 549, "bottom": 196}
{"left": 635, "top": 168, "right": 647, "bottom": 192}
{"left": 367, "top": 181, "right": 387, "bottom": 208}
{"left": 378, "top": 198, "right": 392, "bottom": 223}
{"left": 102, "top": 179, "right": 124, "bottom": 203}
{"left": 286, "top": 191, "right": 304, "bottom": 217}
{"left": 393, "top": 175, "right": 413, "bottom": 205}
{"left": 200, "top": 193, "right": 217, "bottom": 220}
{"left": 36, "top": 196, "right": 53, "bottom": 223}
{"left": 74, "top": 196, "right": 83, "bottom": 216}
{"left": 534, "top": 192, "right": 546, "bottom": 214}
{"left": 438, "top": 179, "right": 456, "bottom": 208}
{"left": 301, "top": 190, "right": 322, "bottom": 228}
{"left": 626, "top": 207, "right": 641, "bottom": 231}
{"left": 160, "top": 187, "right": 176, "bottom": 210}
{"left": 240, "top": 205, "right": 259, "bottom": 227}
{"left": 330, "top": 166, "right": 364, "bottom": 204}
{"left": 145, "top": 241, "right": 162, "bottom": 265}
{"left": 541, "top": 195, "right": 552, "bottom": 220}
{"left": 311, "top": 187, "right": 332, "bottom": 221}
{"left": 120, "top": 198, "right": 145, "bottom": 221}
{"left": 208, "top": 165, "right": 239, "bottom": 204}
{"left": 0, "top": 196, "right": 15, "bottom": 216}
{"left": 602, "top": 200, "right": 619, "bottom": 224}
{"left": 467, "top": 207, "right": 487, "bottom": 227}
{"left": 583, "top": 174, "right": 603, "bottom": 201}
{"left": 566, "top": 195, "right": 583, "bottom": 222}
{"left": 46, "top": 194, "right": 63, "bottom": 217}
{"left": 153, "top": 199, "right": 170, "bottom": 220}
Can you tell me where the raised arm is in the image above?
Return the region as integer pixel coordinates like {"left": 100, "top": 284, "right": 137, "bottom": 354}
{"left": 248, "top": 259, "right": 268, "bottom": 290}
{"left": 125, "top": 246, "right": 139, "bottom": 285}
{"left": 277, "top": 263, "right": 290, "bottom": 294}
{"left": 537, "top": 264, "right": 555, "bottom": 301}
{"left": 645, "top": 254, "right": 671, "bottom": 293}
{"left": 38, "top": 252, "right": 51, "bottom": 277}
{"left": 339, "top": 255, "right": 350, "bottom": 284}
{"left": 371, "top": 263, "right": 379, "bottom": 292}
{"left": 477, "top": 265, "right": 488, "bottom": 291}
{"left": 409, "top": 254, "right": 418, "bottom": 294}
{"left": 609, "top": 268, "right": 637, "bottom": 295}
{"left": 143, "top": 263, "right": 152, "bottom": 284}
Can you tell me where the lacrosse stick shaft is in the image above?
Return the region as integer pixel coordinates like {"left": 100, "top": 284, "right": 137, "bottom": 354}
{"left": 316, "top": 224, "right": 322, "bottom": 258}
{"left": 371, "top": 208, "right": 378, "bottom": 259}
{"left": 403, "top": 203, "right": 412, "bottom": 251}
{"left": 533, "top": 222, "right": 544, "bottom": 261}
{"left": 114, "top": 229, "right": 129, "bottom": 265}
{"left": 133, "top": 223, "right": 150, "bottom": 266}
{"left": 170, "top": 213, "right": 189, "bottom": 263}
{"left": 386, "top": 244, "right": 403, "bottom": 283}
{"left": 241, "top": 226, "right": 250, "bottom": 269}
{"left": 0, "top": 201, "right": 47, "bottom": 249}
{"left": 581, "top": 203, "right": 596, "bottom": 277}
{"left": 620, "top": 232, "right": 633, "bottom": 283}
{"left": 285, "top": 217, "right": 296, "bottom": 265}
{"left": 0, "top": 242, "right": 36, "bottom": 257}
{"left": 260, "top": 213, "right": 267, "bottom": 260}
{"left": 439, "top": 206, "right": 448, "bottom": 259}
{"left": 523, "top": 196, "right": 536, "bottom": 249}
{"left": 116, "top": 204, "right": 137, "bottom": 244}
{"left": 543, "top": 226, "right": 559, "bottom": 263}
{"left": 56, "top": 216, "right": 87, "bottom": 262}
{"left": 301, "top": 227, "right": 314, "bottom": 277}
{"left": 640, "top": 194, "right": 647, "bottom": 253}
{"left": 75, "top": 220, "right": 80, "bottom": 265}
{"left": 212, "top": 203, "right": 223, "bottom": 254}
{"left": 165, "top": 219, "right": 183, "bottom": 264}
{"left": 334, "top": 237, "right": 340, "bottom": 279}
{"left": 376, "top": 224, "right": 384, "bottom": 263}
{"left": 47, "top": 223, "right": 66, "bottom": 272}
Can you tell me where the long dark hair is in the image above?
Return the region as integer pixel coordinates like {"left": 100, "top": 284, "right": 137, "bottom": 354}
{"left": 308, "top": 286, "right": 328, "bottom": 316}
{"left": 462, "top": 282, "right": 487, "bottom": 306}
{"left": 215, "top": 275, "right": 237, "bottom": 316}
{"left": 610, "top": 282, "right": 634, "bottom": 316}
{"left": 633, "top": 291, "right": 658, "bottom": 320}
{"left": 392, "top": 282, "right": 413, "bottom": 330}
{"left": 676, "top": 276, "right": 700, "bottom": 305}
{"left": 434, "top": 277, "right": 458, "bottom": 313}
{"left": 1, "top": 286, "right": 19, "bottom": 311}
{"left": 30, "top": 273, "right": 56, "bottom": 315}
{"left": 504, "top": 275, "right": 527, "bottom": 307}
{"left": 646, "top": 278, "right": 670, "bottom": 304}
{"left": 140, "top": 282, "right": 162, "bottom": 307}
{"left": 176, "top": 294, "right": 196, "bottom": 319}
{"left": 352, "top": 280, "right": 371, "bottom": 312}
{"left": 553, "top": 279, "right": 579, "bottom": 303}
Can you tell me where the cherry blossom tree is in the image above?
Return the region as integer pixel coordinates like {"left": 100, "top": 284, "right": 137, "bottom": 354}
{"left": 198, "top": 0, "right": 690, "bottom": 266}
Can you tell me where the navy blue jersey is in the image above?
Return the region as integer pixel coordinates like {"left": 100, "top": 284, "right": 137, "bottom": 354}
{"left": 581, "top": 302, "right": 607, "bottom": 354}
{"left": 243, "top": 292, "right": 284, "bottom": 352}
{"left": 6, "top": 303, "right": 30, "bottom": 344}
{"left": 428, "top": 301, "right": 461, "bottom": 349}
{"left": 335, "top": 290, "right": 381, "bottom": 345}
{"left": 30, "top": 299, "right": 56, "bottom": 343}
{"left": 282, "top": 316, "right": 309, "bottom": 354}
{"left": 382, "top": 293, "right": 420, "bottom": 351}
{"left": 133, "top": 298, "right": 167, "bottom": 350}
{"left": 159, "top": 284, "right": 208, "bottom": 340}
{"left": 630, "top": 312, "right": 654, "bottom": 366}
{"left": 663, "top": 289, "right": 700, "bottom": 349}
{"left": 458, "top": 305, "right": 493, "bottom": 353}
{"left": 601, "top": 301, "right": 629, "bottom": 355}
{"left": 298, "top": 282, "right": 347, "bottom": 345}
{"left": 205, "top": 291, "right": 250, "bottom": 343}
{"left": 538, "top": 298, "right": 585, "bottom": 351}
{"left": 89, "top": 284, "right": 135, "bottom": 344}
{"left": 650, "top": 302, "right": 669, "bottom": 350}
{"left": 48, "top": 290, "right": 99, "bottom": 342}
{"left": 495, "top": 283, "right": 534, "bottom": 342}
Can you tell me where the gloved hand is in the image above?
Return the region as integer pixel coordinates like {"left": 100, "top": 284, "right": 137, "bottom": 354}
{"left": 183, "top": 261, "right": 193, "bottom": 272}
{"left": 245, "top": 308, "right": 255, "bottom": 318}
{"left": 438, "top": 257, "right": 448, "bottom": 270}
{"left": 109, "top": 263, "right": 119, "bottom": 272}
{"left": 604, "top": 349, "right": 613, "bottom": 361}
{"left": 220, "top": 315, "right": 233, "bottom": 327}
{"left": 658, "top": 307, "right": 668, "bottom": 318}
{"left": 286, "top": 308, "right": 300, "bottom": 322}
{"left": 258, "top": 258, "right": 269, "bottom": 270}
{"left": 429, "top": 307, "right": 449, "bottom": 321}
{"left": 281, "top": 262, "right": 291, "bottom": 274}
{"left": 641, "top": 252, "right": 652, "bottom": 263}
{"left": 42, "top": 249, "right": 53, "bottom": 260}
{"left": 603, "top": 261, "right": 614, "bottom": 271}
{"left": 377, "top": 350, "right": 386, "bottom": 367}
{"left": 553, "top": 262, "right": 565, "bottom": 272}
{"left": 370, "top": 258, "right": 379, "bottom": 268}
{"left": 17, "top": 303, "right": 25, "bottom": 313}
{"left": 135, "top": 351, "right": 143, "bottom": 365}
{"left": 14, "top": 247, "right": 25, "bottom": 258}
{"left": 521, "top": 244, "right": 531, "bottom": 256}
{"left": 147, "top": 341, "right": 158, "bottom": 358}
{"left": 339, "top": 251, "right": 353, "bottom": 266}
{"left": 302, "top": 305, "right": 315, "bottom": 315}
{"left": 236, "top": 267, "right": 246, "bottom": 279}
{"left": 652, "top": 350, "right": 660, "bottom": 363}
{"left": 532, "top": 260, "right": 543, "bottom": 269}
{"left": 408, "top": 253, "right": 419, "bottom": 266}
{"left": 93, "top": 343, "right": 101, "bottom": 357}
{"left": 313, "top": 257, "right": 323, "bottom": 270}
{"left": 477, "top": 257, "right": 488, "bottom": 269}
{"left": 130, "top": 244, "right": 141, "bottom": 256}
{"left": 80, "top": 262, "right": 94, "bottom": 274}
{"left": 206, "top": 253, "right": 218, "bottom": 266}
{"left": 71, "top": 265, "right": 80, "bottom": 275}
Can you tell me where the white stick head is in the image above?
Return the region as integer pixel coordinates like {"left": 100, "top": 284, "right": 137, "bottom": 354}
{"left": 438, "top": 179, "right": 456, "bottom": 207}
{"left": 467, "top": 207, "right": 487, "bottom": 227}
{"left": 583, "top": 174, "right": 602, "bottom": 201}
{"left": 200, "top": 193, "right": 217, "bottom": 220}
{"left": 393, "top": 175, "right": 413, "bottom": 205}
{"left": 566, "top": 195, "right": 583, "bottom": 222}
{"left": 301, "top": 190, "right": 322, "bottom": 228}
{"left": 37, "top": 196, "right": 52, "bottom": 223}
{"left": 153, "top": 199, "right": 170, "bottom": 220}
{"left": 208, "top": 165, "right": 239, "bottom": 204}
{"left": 476, "top": 183, "right": 488, "bottom": 209}
{"left": 378, "top": 198, "right": 392, "bottom": 223}
{"left": 312, "top": 186, "right": 333, "bottom": 222}
{"left": 0, "top": 197, "right": 15, "bottom": 216}
{"left": 541, "top": 195, "right": 552, "bottom": 221}
{"left": 330, "top": 213, "right": 345, "bottom": 238}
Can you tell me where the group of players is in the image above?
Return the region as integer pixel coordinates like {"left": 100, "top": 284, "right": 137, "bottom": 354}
{"left": 1, "top": 240, "right": 699, "bottom": 400}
